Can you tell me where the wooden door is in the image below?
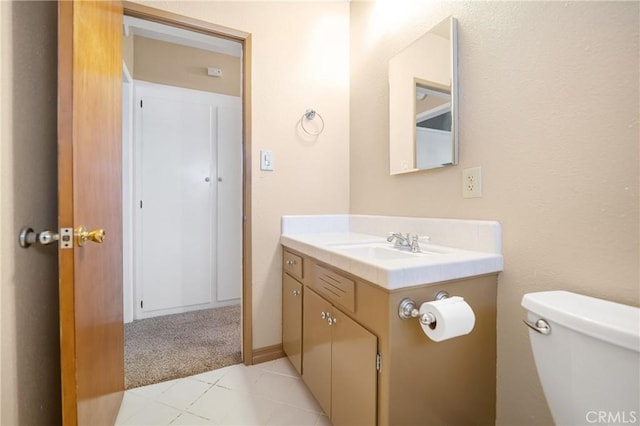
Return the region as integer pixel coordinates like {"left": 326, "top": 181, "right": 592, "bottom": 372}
{"left": 58, "top": 1, "right": 124, "bottom": 424}
{"left": 282, "top": 274, "right": 303, "bottom": 374}
{"left": 331, "top": 309, "right": 378, "bottom": 426}
{"left": 302, "top": 288, "right": 333, "bottom": 416}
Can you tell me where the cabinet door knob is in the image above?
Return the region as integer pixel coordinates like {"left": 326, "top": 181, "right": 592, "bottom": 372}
{"left": 320, "top": 311, "right": 327, "bottom": 320}
{"left": 328, "top": 316, "right": 337, "bottom": 326}
{"left": 292, "top": 290, "right": 300, "bottom": 296}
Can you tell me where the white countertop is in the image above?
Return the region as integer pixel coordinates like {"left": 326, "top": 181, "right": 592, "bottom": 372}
{"left": 280, "top": 215, "right": 504, "bottom": 290}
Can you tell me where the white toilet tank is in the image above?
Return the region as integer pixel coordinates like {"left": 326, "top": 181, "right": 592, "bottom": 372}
{"left": 521, "top": 291, "right": 640, "bottom": 426}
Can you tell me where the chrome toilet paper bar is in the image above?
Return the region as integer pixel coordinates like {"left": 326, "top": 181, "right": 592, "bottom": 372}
{"left": 398, "top": 291, "right": 450, "bottom": 325}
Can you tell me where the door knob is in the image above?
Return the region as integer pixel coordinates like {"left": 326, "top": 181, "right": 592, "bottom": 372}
{"left": 75, "top": 226, "right": 106, "bottom": 246}
{"left": 19, "top": 227, "right": 73, "bottom": 249}
{"left": 19, "top": 227, "right": 59, "bottom": 248}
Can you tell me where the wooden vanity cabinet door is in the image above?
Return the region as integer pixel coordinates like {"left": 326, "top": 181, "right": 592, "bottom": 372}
{"left": 331, "top": 310, "right": 378, "bottom": 426}
{"left": 282, "top": 274, "right": 303, "bottom": 375}
{"left": 302, "top": 288, "right": 333, "bottom": 417}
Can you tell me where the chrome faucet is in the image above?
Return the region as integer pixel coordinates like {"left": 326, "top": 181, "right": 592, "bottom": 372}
{"left": 387, "top": 232, "right": 422, "bottom": 253}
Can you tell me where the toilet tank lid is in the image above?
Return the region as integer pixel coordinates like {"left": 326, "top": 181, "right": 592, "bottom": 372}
{"left": 522, "top": 291, "right": 639, "bottom": 352}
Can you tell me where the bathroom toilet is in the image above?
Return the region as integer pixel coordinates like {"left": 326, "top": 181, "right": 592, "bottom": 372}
{"left": 521, "top": 290, "right": 640, "bottom": 426}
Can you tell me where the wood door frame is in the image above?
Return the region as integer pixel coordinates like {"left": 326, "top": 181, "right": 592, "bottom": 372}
{"left": 122, "top": 1, "right": 254, "bottom": 364}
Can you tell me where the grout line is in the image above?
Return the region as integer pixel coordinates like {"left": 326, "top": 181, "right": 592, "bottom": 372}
{"left": 183, "top": 382, "right": 215, "bottom": 410}
{"left": 119, "top": 359, "right": 324, "bottom": 425}
{"left": 169, "top": 411, "right": 211, "bottom": 425}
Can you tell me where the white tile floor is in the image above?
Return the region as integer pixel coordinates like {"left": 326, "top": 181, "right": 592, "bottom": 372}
{"left": 115, "top": 357, "right": 331, "bottom": 426}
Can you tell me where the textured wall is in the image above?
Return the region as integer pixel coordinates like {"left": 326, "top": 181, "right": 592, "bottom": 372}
{"left": 0, "top": 1, "right": 61, "bottom": 424}
{"left": 349, "top": 1, "right": 639, "bottom": 425}
{"left": 0, "top": 2, "right": 636, "bottom": 424}
{"left": 132, "top": 1, "right": 351, "bottom": 349}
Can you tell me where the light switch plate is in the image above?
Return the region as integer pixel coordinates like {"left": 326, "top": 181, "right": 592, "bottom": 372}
{"left": 462, "top": 166, "right": 482, "bottom": 198}
{"left": 260, "top": 150, "right": 274, "bottom": 171}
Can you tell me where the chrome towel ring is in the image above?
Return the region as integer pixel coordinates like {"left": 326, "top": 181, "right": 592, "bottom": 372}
{"left": 301, "top": 108, "right": 324, "bottom": 136}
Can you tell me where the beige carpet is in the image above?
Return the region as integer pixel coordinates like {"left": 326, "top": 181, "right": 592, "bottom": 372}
{"left": 124, "top": 305, "right": 242, "bottom": 389}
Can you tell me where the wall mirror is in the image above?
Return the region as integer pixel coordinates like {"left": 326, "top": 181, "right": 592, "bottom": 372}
{"left": 389, "top": 16, "right": 458, "bottom": 175}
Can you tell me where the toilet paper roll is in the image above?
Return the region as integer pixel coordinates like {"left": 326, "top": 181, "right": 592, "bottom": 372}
{"left": 419, "top": 296, "right": 476, "bottom": 342}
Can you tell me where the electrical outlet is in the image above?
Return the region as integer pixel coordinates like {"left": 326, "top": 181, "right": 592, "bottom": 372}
{"left": 462, "top": 166, "right": 482, "bottom": 198}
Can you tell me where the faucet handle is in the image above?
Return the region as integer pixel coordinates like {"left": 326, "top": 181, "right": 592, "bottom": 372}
{"left": 409, "top": 234, "right": 420, "bottom": 252}
{"left": 387, "top": 232, "right": 401, "bottom": 242}
{"left": 409, "top": 235, "right": 430, "bottom": 253}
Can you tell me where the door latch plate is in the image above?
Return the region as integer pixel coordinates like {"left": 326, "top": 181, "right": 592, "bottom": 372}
{"left": 60, "top": 228, "right": 73, "bottom": 249}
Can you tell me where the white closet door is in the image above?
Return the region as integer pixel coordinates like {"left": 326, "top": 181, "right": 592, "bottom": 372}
{"left": 140, "top": 95, "right": 216, "bottom": 312}
{"left": 216, "top": 107, "right": 242, "bottom": 301}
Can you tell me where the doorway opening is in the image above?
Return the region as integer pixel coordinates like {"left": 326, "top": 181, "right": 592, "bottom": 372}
{"left": 121, "top": 8, "right": 252, "bottom": 388}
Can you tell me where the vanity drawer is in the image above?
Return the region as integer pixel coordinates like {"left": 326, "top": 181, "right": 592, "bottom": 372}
{"left": 314, "top": 265, "right": 355, "bottom": 313}
{"left": 284, "top": 251, "right": 303, "bottom": 280}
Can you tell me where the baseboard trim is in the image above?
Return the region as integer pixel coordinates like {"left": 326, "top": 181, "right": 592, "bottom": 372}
{"left": 252, "top": 344, "right": 285, "bottom": 365}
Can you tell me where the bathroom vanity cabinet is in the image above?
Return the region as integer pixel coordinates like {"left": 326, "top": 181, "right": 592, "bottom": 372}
{"left": 281, "top": 247, "right": 498, "bottom": 426}
{"left": 282, "top": 250, "right": 304, "bottom": 374}
{"left": 282, "top": 274, "right": 302, "bottom": 374}
{"left": 303, "top": 287, "right": 377, "bottom": 426}
{"left": 282, "top": 250, "right": 377, "bottom": 425}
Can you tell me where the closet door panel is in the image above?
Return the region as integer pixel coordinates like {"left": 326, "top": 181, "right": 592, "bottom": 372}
{"left": 140, "top": 94, "right": 214, "bottom": 312}
{"left": 216, "top": 105, "right": 243, "bottom": 302}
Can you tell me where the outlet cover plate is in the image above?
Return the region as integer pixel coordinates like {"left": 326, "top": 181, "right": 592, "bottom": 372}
{"left": 462, "top": 166, "right": 482, "bottom": 198}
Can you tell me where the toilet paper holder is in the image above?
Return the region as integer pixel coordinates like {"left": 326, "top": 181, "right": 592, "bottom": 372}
{"left": 398, "top": 291, "right": 450, "bottom": 326}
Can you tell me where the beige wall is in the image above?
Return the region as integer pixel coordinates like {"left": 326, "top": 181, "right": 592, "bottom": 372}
{"left": 350, "top": 1, "right": 639, "bottom": 425}
{"left": 131, "top": 1, "right": 351, "bottom": 349}
{"left": 0, "top": 1, "right": 61, "bottom": 425}
{"left": 1, "top": 2, "right": 636, "bottom": 424}
{"left": 133, "top": 35, "right": 241, "bottom": 96}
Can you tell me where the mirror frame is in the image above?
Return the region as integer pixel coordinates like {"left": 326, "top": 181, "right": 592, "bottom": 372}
{"left": 389, "top": 16, "right": 458, "bottom": 175}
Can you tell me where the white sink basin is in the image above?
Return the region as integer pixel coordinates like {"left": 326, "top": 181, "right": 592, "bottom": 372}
{"left": 332, "top": 243, "right": 442, "bottom": 261}
{"left": 336, "top": 245, "right": 423, "bottom": 260}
